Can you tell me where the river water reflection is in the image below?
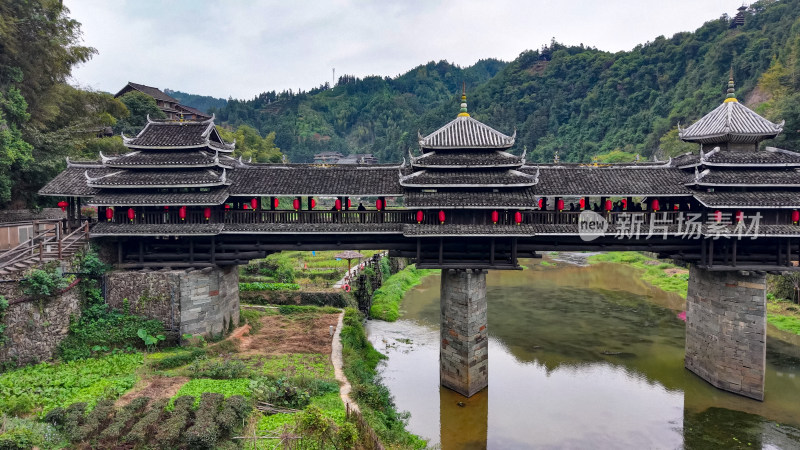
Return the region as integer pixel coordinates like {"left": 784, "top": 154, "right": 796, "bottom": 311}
{"left": 366, "top": 257, "right": 800, "bottom": 449}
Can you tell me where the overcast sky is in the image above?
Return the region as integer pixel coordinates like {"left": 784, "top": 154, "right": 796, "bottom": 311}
{"left": 66, "top": 0, "right": 747, "bottom": 100}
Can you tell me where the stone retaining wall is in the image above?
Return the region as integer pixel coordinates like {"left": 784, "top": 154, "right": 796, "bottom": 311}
{"left": 106, "top": 266, "right": 239, "bottom": 337}
{"left": 685, "top": 265, "right": 767, "bottom": 400}
{"left": 0, "top": 282, "right": 82, "bottom": 367}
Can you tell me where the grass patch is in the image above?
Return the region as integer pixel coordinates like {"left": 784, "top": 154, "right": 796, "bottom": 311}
{"left": 257, "top": 353, "right": 335, "bottom": 380}
{"left": 768, "top": 314, "right": 800, "bottom": 335}
{"left": 588, "top": 252, "right": 688, "bottom": 298}
{"left": 540, "top": 260, "right": 555, "bottom": 267}
{"left": 370, "top": 265, "right": 437, "bottom": 321}
{"left": 0, "top": 353, "right": 142, "bottom": 417}
{"left": 340, "top": 308, "right": 426, "bottom": 448}
{"left": 170, "top": 379, "right": 251, "bottom": 408}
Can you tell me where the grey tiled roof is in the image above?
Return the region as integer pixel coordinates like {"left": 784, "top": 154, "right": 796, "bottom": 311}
{"left": 690, "top": 169, "right": 800, "bottom": 187}
{"left": 531, "top": 166, "right": 692, "bottom": 196}
{"left": 412, "top": 150, "right": 523, "bottom": 168}
{"left": 38, "top": 167, "right": 106, "bottom": 196}
{"left": 91, "top": 222, "right": 224, "bottom": 236}
{"left": 419, "top": 116, "right": 515, "bottom": 149}
{"left": 116, "top": 82, "right": 179, "bottom": 104}
{"left": 405, "top": 189, "right": 538, "bottom": 208}
{"left": 90, "top": 188, "right": 230, "bottom": 206}
{"left": 126, "top": 122, "right": 211, "bottom": 147}
{"left": 88, "top": 169, "right": 227, "bottom": 188}
{"left": 228, "top": 165, "right": 403, "bottom": 196}
{"left": 400, "top": 169, "right": 536, "bottom": 187}
{"left": 679, "top": 101, "right": 783, "bottom": 144}
{"left": 223, "top": 223, "right": 403, "bottom": 234}
{"left": 0, "top": 208, "right": 65, "bottom": 224}
{"left": 675, "top": 148, "right": 800, "bottom": 168}
{"left": 106, "top": 150, "right": 229, "bottom": 168}
{"left": 693, "top": 190, "right": 800, "bottom": 208}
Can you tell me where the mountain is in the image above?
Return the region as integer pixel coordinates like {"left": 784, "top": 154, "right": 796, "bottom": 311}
{"left": 213, "top": 0, "right": 800, "bottom": 164}
{"left": 164, "top": 89, "right": 227, "bottom": 113}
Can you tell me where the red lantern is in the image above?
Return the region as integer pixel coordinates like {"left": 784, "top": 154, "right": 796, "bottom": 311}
{"left": 57, "top": 200, "right": 68, "bottom": 212}
{"left": 164, "top": 205, "right": 169, "bottom": 210}
{"left": 310, "top": 198, "right": 316, "bottom": 209}
{"left": 335, "top": 198, "right": 342, "bottom": 211}
{"left": 438, "top": 210, "right": 446, "bottom": 224}
{"left": 376, "top": 199, "right": 383, "bottom": 211}
{"left": 243, "top": 203, "right": 249, "bottom": 210}
{"left": 514, "top": 211, "right": 522, "bottom": 225}
{"left": 579, "top": 198, "right": 585, "bottom": 209}
{"left": 204, "top": 207, "right": 211, "bottom": 220}
{"left": 674, "top": 204, "right": 679, "bottom": 211}
{"left": 557, "top": 199, "right": 565, "bottom": 211}
{"left": 293, "top": 198, "right": 300, "bottom": 211}
{"left": 251, "top": 198, "right": 258, "bottom": 210}
{"left": 224, "top": 204, "right": 231, "bottom": 210}
{"left": 714, "top": 210, "right": 722, "bottom": 222}
{"left": 416, "top": 210, "right": 424, "bottom": 223}
{"left": 105, "top": 208, "right": 113, "bottom": 221}
{"left": 605, "top": 200, "right": 613, "bottom": 211}
{"left": 127, "top": 208, "right": 135, "bottom": 221}
{"left": 621, "top": 198, "right": 627, "bottom": 208}
{"left": 491, "top": 210, "right": 499, "bottom": 224}
{"left": 538, "top": 198, "right": 543, "bottom": 209}
{"left": 273, "top": 197, "right": 279, "bottom": 209}
{"left": 792, "top": 210, "right": 799, "bottom": 224}
{"left": 347, "top": 198, "right": 352, "bottom": 209}
{"left": 736, "top": 210, "right": 745, "bottom": 222}
{"left": 179, "top": 206, "right": 187, "bottom": 220}
{"left": 651, "top": 199, "right": 660, "bottom": 211}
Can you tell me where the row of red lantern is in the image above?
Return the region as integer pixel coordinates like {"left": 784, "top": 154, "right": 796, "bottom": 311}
{"left": 413, "top": 210, "right": 525, "bottom": 225}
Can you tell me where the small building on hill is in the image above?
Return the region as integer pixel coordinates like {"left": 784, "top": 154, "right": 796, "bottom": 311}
{"left": 114, "top": 82, "right": 212, "bottom": 121}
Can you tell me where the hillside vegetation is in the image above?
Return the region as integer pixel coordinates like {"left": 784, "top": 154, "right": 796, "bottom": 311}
{"left": 214, "top": 0, "right": 800, "bottom": 164}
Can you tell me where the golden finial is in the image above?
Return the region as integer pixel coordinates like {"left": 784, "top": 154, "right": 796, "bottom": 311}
{"left": 457, "top": 81, "right": 470, "bottom": 117}
{"left": 724, "top": 69, "right": 738, "bottom": 103}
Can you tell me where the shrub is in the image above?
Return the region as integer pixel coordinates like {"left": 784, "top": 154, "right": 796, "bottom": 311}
{"left": 58, "top": 307, "right": 165, "bottom": 361}
{"left": 249, "top": 376, "right": 311, "bottom": 409}
{"left": 21, "top": 265, "right": 67, "bottom": 298}
{"left": 99, "top": 396, "right": 150, "bottom": 441}
{"left": 76, "top": 399, "right": 115, "bottom": 442}
{"left": 171, "top": 379, "right": 251, "bottom": 407}
{"left": 184, "top": 393, "right": 224, "bottom": 449}
{"left": 370, "top": 266, "right": 436, "bottom": 321}
{"left": 187, "top": 356, "right": 249, "bottom": 379}
{"left": 239, "top": 282, "right": 300, "bottom": 291}
{"left": 151, "top": 348, "right": 205, "bottom": 370}
{"left": 123, "top": 399, "right": 167, "bottom": 444}
{"left": 0, "top": 416, "right": 61, "bottom": 450}
{"left": 155, "top": 395, "right": 195, "bottom": 448}
{"left": 61, "top": 402, "right": 87, "bottom": 443}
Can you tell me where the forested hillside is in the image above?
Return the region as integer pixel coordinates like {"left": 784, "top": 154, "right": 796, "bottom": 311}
{"left": 214, "top": 0, "right": 800, "bottom": 164}
{"left": 164, "top": 89, "right": 227, "bottom": 113}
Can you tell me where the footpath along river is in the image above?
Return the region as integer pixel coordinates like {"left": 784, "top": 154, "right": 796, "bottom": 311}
{"left": 366, "top": 255, "right": 800, "bottom": 449}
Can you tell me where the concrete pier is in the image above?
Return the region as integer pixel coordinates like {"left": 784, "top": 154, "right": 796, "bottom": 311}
{"left": 685, "top": 265, "right": 767, "bottom": 400}
{"left": 440, "top": 269, "right": 488, "bottom": 397}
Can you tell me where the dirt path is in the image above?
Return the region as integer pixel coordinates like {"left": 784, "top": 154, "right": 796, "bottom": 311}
{"left": 331, "top": 312, "right": 359, "bottom": 412}
{"left": 116, "top": 376, "right": 189, "bottom": 407}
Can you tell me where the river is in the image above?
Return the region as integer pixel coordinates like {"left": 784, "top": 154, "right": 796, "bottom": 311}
{"left": 366, "top": 255, "right": 800, "bottom": 449}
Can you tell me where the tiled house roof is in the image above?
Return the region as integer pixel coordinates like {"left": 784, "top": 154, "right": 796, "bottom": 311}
{"left": 419, "top": 116, "right": 515, "bottom": 150}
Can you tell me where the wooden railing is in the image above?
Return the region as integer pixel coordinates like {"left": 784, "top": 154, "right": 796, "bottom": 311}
{"left": 0, "top": 220, "right": 90, "bottom": 273}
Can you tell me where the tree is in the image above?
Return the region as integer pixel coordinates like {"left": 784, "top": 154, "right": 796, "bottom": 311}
{"left": 217, "top": 125, "right": 282, "bottom": 163}
{"left": 113, "top": 92, "right": 165, "bottom": 136}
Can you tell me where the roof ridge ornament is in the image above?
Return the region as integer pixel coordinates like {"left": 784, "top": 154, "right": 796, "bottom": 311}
{"left": 220, "top": 168, "right": 227, "bottom": 184}
{"left": 724, "top": 70, "right": 738, "bottom": 103}
{"left": 521, "top": 146, "right": 527, "bottom": 165}
{"left": 98, "top": 151, "right": 116, "bottom": 164}
{"left": 457, "top": 82, "right": 470, "bottom": 117}
{"left": 120, "top": 133, "right": 133, "bottom": 144}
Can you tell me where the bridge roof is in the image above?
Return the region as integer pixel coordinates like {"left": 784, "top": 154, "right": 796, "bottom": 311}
{"left": 411, "top": 149, "right": 523, "bottom": 169}
{"left": 419, "top": 116, "right": 515, "bottom": 150}
{"left": 86, "top": 168, "right": 229, "bottom": 189}
{"left": 89, "top": 188, "right": 230, "bottom": 206}
{"left": 400, "top": 169, "right": 537, "bottom": 188}
{"left": 693, "top": 190, "right": 800, "bottom": 209}
{"left": 531, "top": 166, "right": 692, "bottom": 197}
{"left": 405, "top": 189, "right": 537, "bottom": 209}
{"left": 38, "top": 166, "right": 106, "bottom": 196}
{"left": 689, "top": 168, "right": 800, "bottom": 187}
{"left": 103, "top": 150, "right": 234, "bottom": 169}
{"left": 91, "top": 222, "right": 224, "bottom": 237}
{"left": 122, "top": 118, "right": 234, "bottom": 152}
{"left": 674, "top": 147, "right": 800, "bottom": 168}
{"left": 679, "top": 100, "right": 783, "bottom": 144}
{"left": 228, "top": 165, "right": 404, "bottom": 197}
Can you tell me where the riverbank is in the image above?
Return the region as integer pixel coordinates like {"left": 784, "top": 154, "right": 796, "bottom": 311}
{"left": 370, "top": 265, "right": 437, "bottom": 321}
{"left": 583, "top": 251, "right": 800, "bottom": 336}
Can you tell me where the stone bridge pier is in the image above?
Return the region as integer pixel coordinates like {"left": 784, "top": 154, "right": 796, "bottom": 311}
{"left": 440, "top": 269, "right": 489, "bottom": 397}
{"left": 685, "top": 265, "right": 767, "bottom": 400}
